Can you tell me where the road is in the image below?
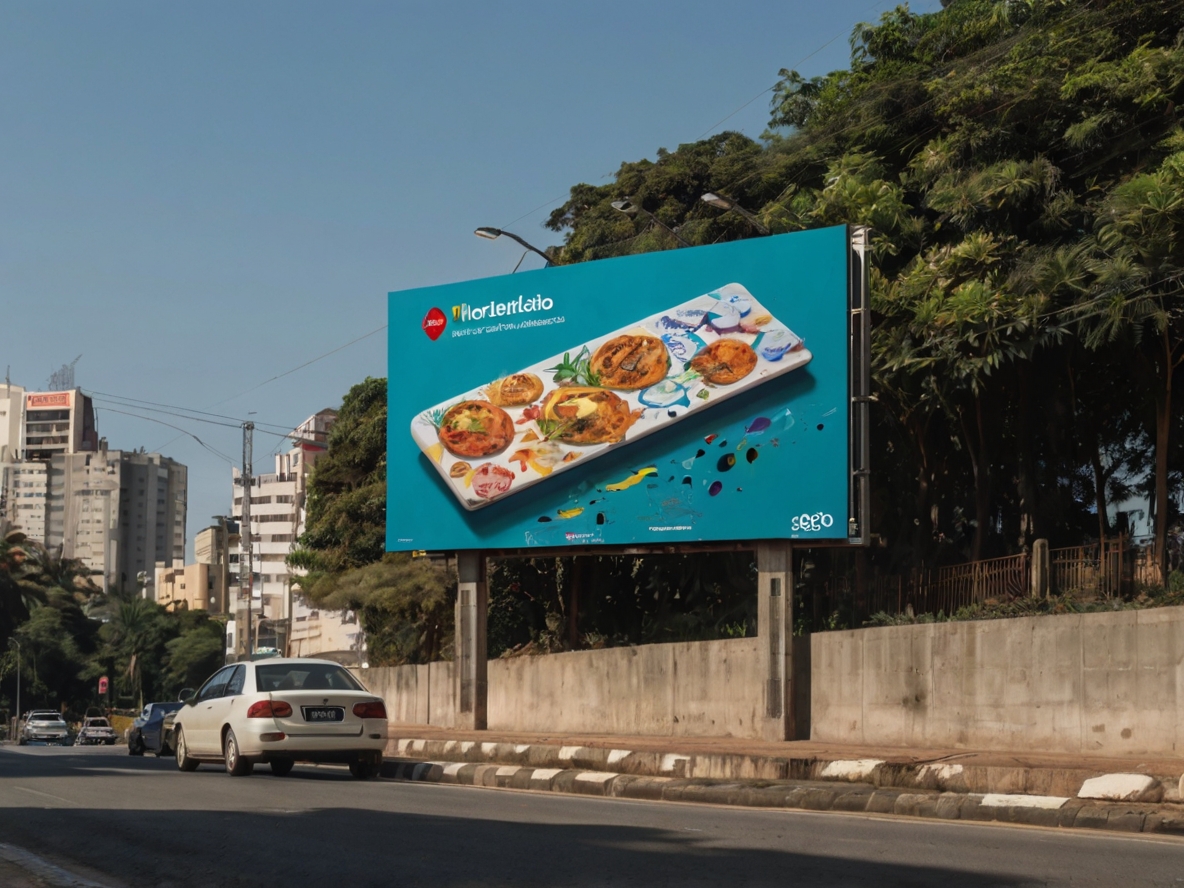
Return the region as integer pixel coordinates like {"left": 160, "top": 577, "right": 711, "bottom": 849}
{"left": 1, "top": 745, "right": 1182, "bottom": 887}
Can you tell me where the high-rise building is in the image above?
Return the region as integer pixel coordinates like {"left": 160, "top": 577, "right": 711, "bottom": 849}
{"left": 3, "top": 387, "right": 99, "bottom": 538}
{"left": 230, "top": 408, "right": 361, "bottom": 662}
{"left": 22, "top": 389, "right": 98, "bottom": 462}
{"left": 0, "top": 383, "right": 26, "bottom": 529}
{"left": 47, "top": 445, "right": 187, "bottom": 594}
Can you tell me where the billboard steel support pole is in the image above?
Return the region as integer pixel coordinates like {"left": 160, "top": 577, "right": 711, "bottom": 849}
{"left": 849, "top": 225, "right": 872, "bottom": 545}
{"left": 455, "top": 550, "right": 488, "bottom": 730}
{"left": 757, "top": 542, "right": 795, "bottom": 741}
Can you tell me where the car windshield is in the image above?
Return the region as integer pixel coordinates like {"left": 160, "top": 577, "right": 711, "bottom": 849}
{"left": 85, "top": 719, "right": 110, "bottom": 727}
{"left": 31, "top": 716, "right": 64, "bottom": 724}
{"left": 255, "top": 663, "right": 364, "bottom": 692}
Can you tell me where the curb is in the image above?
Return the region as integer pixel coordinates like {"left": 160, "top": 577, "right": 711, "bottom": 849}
{"left": 388, "top": 737, "right": 1180, "bottom": 802}
{"left": 383, "top": 758, "right": 1184, "bottom": 836}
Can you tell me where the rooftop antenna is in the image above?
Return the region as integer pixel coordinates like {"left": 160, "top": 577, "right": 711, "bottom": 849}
{"left": 48, "top": 354, "right": 83, "bottom": 391}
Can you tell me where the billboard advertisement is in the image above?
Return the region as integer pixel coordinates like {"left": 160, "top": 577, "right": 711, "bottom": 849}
{"left": 387, "top": 224, "right": 860, "bottom": 552}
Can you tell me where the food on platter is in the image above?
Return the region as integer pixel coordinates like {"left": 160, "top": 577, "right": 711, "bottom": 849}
{"left": 590, "top": 334, "right": 670, "bottom": 390}
{"left": 437, "top": 401, "right": 515, "bottom": 458}
{"left": 757, "top": 327, "right": 803, "bottom": 361}
{"left": 690, "top": 339, "right": 758, "bottom": 385}
{"left": 410, "top": 283, "right": 812, "bottom": 510}
{"left": 540, "top": 387, "right": 641, "bottom": 444}
{"left": 486, "top": 372, "right": 544, "bottom": 407}
{"left": 471, "top": 463, "right": 514, "bottom": 499}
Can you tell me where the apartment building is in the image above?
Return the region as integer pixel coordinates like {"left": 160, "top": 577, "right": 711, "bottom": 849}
{"left": 47, "top": 446, "right": 187, "bottom": 595}
{"left": 2, "top": 387, "right": 99, "bottom": 538}
{"left": 230, "top": 409, "right": 362, "bottom": 662}
{"left": 154, "top": 561, "right": 211, "bottom": 611}
{"left": 23, "top": 389, "right": 98, "bottom": 462}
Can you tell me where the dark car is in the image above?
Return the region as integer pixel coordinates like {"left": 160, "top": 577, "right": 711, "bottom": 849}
{"left": 128, "top": 702, "right": 183, "bottom": 756}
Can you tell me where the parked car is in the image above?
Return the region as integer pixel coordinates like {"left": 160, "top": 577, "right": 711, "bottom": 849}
{"left": 128, "top": 702, "right": 183, "bottom": 756}
{"left": 75, "top": 716, "right": 117, "bottom": 746}
{"left": 172, "top": 658, "right": 387, "bottom": 778}
{"left": 19, "top": 712, "right": 70, "bottom": 745}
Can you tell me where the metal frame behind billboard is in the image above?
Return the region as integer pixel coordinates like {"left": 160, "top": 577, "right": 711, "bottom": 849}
{"left": 387, "top": 224, "right": 870, "bottom": 553}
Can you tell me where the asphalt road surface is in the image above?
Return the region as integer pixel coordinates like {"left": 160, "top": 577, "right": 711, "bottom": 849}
{"left": 1, "top": 745, "right": 1183, "bottom": 887}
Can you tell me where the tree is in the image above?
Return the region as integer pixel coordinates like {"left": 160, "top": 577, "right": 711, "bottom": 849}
{"left": 541, "top": 0, "right": 1184, "bottom": 573}
{"left": 290, "top": 378, "right": 387, "bottom": 573}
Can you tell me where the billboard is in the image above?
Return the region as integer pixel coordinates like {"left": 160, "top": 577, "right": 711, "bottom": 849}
{"left": 387, "top": 224, "right": 864, "bottom": 552}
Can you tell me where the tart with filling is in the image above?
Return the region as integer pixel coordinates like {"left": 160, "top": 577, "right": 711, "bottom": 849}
{"left": 438, "top": 400, "right": 515, "bottom": 457}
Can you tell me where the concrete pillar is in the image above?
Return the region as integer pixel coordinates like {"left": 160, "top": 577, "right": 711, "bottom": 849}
{"left": 1031, "top": 538, "right": 1050, "bottom": 598}
{"left": 455, "top": 550, "right": 488, "bottom": 730}
{"left": 757, "top": 542, "right": 795, "bottom": 741}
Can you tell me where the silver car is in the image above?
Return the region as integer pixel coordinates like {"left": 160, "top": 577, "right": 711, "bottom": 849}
{"left": 75, "top": 716, "right": 118, "bottom": 746}
{"left": 20, "top": 713, "right": 70, "bottom": 745}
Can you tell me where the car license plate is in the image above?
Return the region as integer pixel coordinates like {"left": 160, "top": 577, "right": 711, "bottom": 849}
{"left": 301, "top": 706, "right": 344, "bottom": 723}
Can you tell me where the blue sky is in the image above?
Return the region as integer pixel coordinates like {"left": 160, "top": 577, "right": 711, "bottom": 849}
{"left": 0, "top": 0, "right": 943, "bottom": 555}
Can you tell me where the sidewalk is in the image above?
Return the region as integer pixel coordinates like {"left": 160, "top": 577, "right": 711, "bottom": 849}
{"left": 382, "top": 725, "right": 1184, "bottom": 836}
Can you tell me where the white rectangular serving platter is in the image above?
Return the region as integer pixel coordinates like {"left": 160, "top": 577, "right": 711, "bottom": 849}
{"left": 410, "top": 283, "right": 812, "bottom": 510}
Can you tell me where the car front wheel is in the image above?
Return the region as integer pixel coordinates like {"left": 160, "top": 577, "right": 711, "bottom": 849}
{"left": 128, "top": 733, "right": 144, "bottom": 756}
{"left": 175, "top": 728, "right": 199, "bottom": 772}
{"left": 223, "top": 729, "right": 252, "bottom": 777}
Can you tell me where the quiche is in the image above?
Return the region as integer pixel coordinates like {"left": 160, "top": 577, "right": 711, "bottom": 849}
{"left": 540, "top": 387, "right": 641, "bottom": 445}
{"left": 486, "top": 372, "right": 544, "bottom": 407}
{"left": 590, "top": 334, "right": 670, "bottom": 390}
{"left": 690, "top": 339, "right": 757, "bottom": 385}
{"left": 438, "top": 400, "right": 514, "bottom": 458}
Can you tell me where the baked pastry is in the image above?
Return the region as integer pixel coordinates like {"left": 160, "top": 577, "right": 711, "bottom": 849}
{"left": 540, "top": 387, "right": 641, "bottom": 444}
{"left": 690, "top": 339, "right": 757, "bottom": 385}
{"left": 590, "top": 334, "right": 670, "bottom": 390}
{"left": 438, "top": 401, "right": 514, "bottom": 457}
{"left": 486, "top": 372, "right": 544, "bottom": 407}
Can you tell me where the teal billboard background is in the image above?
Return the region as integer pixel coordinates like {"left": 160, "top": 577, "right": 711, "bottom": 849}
{"left": 387, "top": 225, "right": 852, "bottom": 551}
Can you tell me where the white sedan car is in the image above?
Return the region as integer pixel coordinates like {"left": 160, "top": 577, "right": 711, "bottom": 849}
{"left": 172, "top": 658, "right": 388, "bottom": 778}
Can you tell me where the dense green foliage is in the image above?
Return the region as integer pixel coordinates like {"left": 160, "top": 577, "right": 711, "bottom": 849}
{"left": 544, "top": 0, "right": 1184, "bottom": 580}
{"left": 1, "top": 528, "right": 227, "bottom": 720}
{"left": 289, "top": 378, "right": 456, "bottom": 665}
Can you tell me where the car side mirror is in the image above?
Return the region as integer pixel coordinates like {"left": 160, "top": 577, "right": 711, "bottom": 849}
{"left": 179, "top": 688, "right": 196, "bottom": 704}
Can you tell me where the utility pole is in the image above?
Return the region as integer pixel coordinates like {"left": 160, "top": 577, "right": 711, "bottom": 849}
{"left": 241, "top": 422, "right": 254, "bottom": 661}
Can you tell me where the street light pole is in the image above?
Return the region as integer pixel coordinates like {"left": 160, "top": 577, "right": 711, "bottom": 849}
{"left": 611, "top": 199, "right": 690, "bottom": 247}
{"left": 700, "top": 192, "right": 770, "bottom": 235}
{"left": 474, "top": 228, "right": 553, "bottom": 267}
{"left": 241, "top": 422, "right": 254, "bottom": 661}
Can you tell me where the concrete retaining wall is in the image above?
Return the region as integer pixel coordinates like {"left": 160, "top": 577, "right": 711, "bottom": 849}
{"left": 360, "top": 605, "right": 1184, "bottom": 753}
{"left": 811, "top": 606, "right": 1184, "bottom": 755}
{"left": 357, "top": 660, "right": 457, "bottom": 729}
{"left": 360, "top": 637, "right": 764, "bottom": 737}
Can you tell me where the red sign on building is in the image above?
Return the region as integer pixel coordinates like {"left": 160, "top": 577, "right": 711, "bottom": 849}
{"left": 27, "top": 391, "right": 72, "bottom": 409}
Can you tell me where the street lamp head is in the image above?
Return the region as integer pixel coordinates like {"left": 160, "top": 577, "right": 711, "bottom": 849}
{"left": 474, "top": 227, "right": 503, "bottom": 240}
{"left": 700, "top": 192, "right": 735, "bottom": 211}
{"left": 611, "top": 199, "right": 639, "bottom": 216}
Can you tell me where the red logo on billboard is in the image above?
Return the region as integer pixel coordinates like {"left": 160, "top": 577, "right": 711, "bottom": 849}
{"left": 98, "top": 676, "right": 109, "bottom": 695}
{"left": 422, "top": 307, "right": 447, "bottom": 341}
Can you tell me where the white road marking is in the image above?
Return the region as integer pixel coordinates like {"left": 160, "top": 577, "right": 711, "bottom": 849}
{"left": 12, "top": 786, "right": 80, "bottom": 806}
